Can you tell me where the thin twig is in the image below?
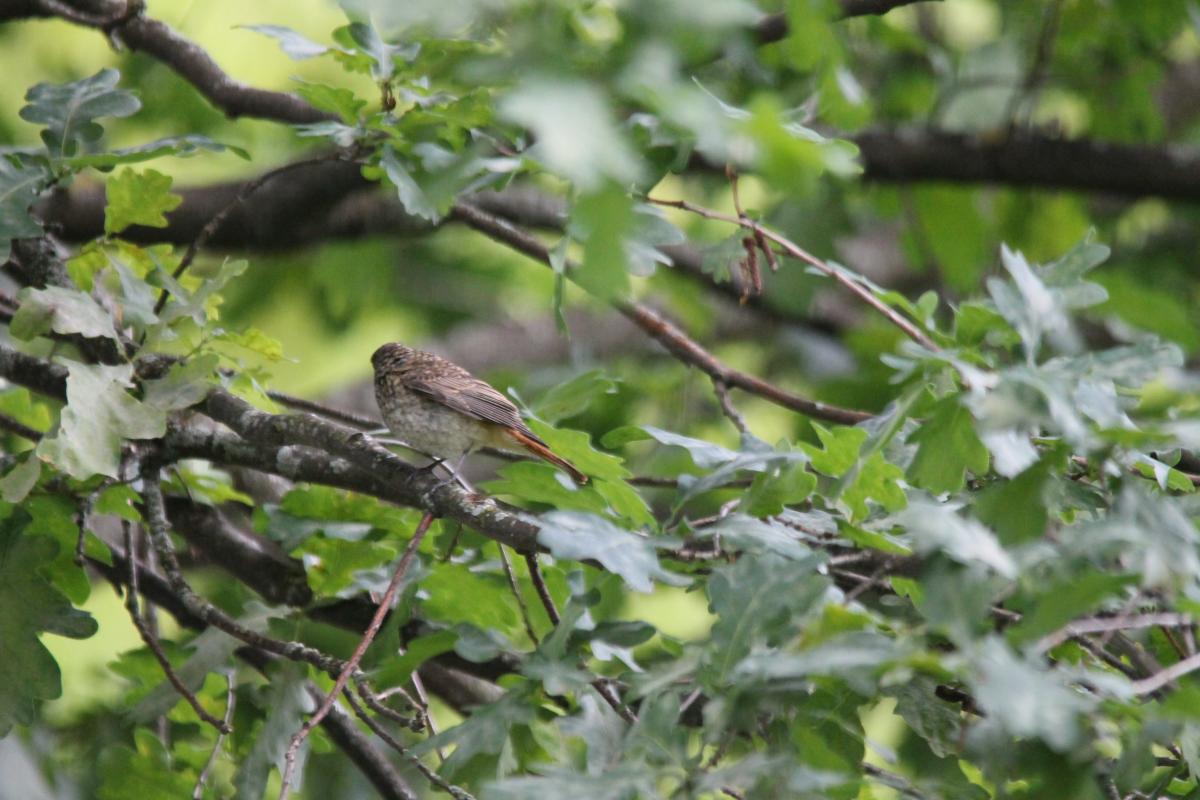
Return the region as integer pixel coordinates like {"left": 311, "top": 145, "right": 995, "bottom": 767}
{"left": 193, "top": 670, "right": 236, "bottom": 799}
{"left": 123, "top": 517, "right": 230, "bottom": 733}
{"left": 278, "top": 511, "right": 436, "bottom": 800}
{"left": 524, "top": 553, "right": 560, "bottom": 626}
{"left": 343, "top": 690, "right": 475, "bottom": 800}
{"left": 1037, "top": 613, "right": 1193, "bottom": 653}
{"left": 711, "top": 379, "right": 748, "bottom": 435}
{"left": 353, "top": 676, "right": 423, "bottom": 731}
{"left": 408, "top": 669, "right": 446, "bottom": 761}
{"left": 267, "top": 390, "right": 382, "bottom": 430}
{"left": 1131, "top": 650, "right": 1200, "bottom": 696}
{"left": 450, "top": 202, "right": 871, "bottom": 426}
{"left": 498, "top": 545, "right": 539, "bottom": 645}
{"left": 525, "top": 553, "right": 636, "bottom": 723}
{"left": 0, "top": 412, "right": 44, "bottom": 442}
{"left": 75, "top": 477, "right": 116, "bottom": 566}
{"left": 141, "top": 464, "right": 348, "bottom": 675}
{"left": 153, "top": 154, "right": 344, "bottom": 316}
{"left": 643, "top": 196, "right": 939, "bottom": 351}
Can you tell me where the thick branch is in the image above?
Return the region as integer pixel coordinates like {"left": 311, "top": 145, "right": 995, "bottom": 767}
{"left": 43, "top": 126, "right": 1200, "bottom": 261}
{"left": 755, "top": 0, "right": 938, "bottom": 44}
{"left": 856, "top": 127, "right": 1200, "bottom": 202}
{"left": 164, "top": 498, "right": 313, "bottom": 607}
{"left": 197, "top": 388, "right": 544, "bottom": 553}
{"left": 1, "top": 0, "right": 332, "bottom": 123}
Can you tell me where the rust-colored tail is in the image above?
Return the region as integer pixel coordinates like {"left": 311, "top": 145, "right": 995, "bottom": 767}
{"left": 507, "top": 428, "right": 589, "bottom": 484}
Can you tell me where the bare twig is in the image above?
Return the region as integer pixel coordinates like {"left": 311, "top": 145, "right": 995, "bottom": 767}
{"left": 153, "top": 153, "right": 346, "bottom": 316}
{"left": 0, "top": 412, "right": 43, "bottom": 442}
{"left": 267, "top": 390, "right": 382, "bottom": 430}
{"left": 193, "top": 670, "right": 236, "bottom": 799}
{"left": 450, "top": 201, "right": 871, "bottom": 426}
{"left": 1130, "top": 650, "right": 1200, "bottom": 696}
{"left": 343, "top": 690, "right": 475, "bottom": 800}
{"left": 278, "top": 511, "right": 436, "bottom": 800}
{"left": 74, "top": 477, "right": 116, "bottom": 566}
{"left": 353, "top": 676, "right": 423, "bottom": 731}
{"left": 644, "top": 196, "right": 939, "bottom": 351}
{"left": 1037, "top": 613, "right": 1194, "bottom": 653}
{"left": 408, "top": 670, "right": 445, "bottom": 761}
{"left": 123, "top": 517, "right": 231, "bottom": 733}
{"left": 498, "top": 545, "right": 539, "bottom": 645}
{"left": 1004, "top": 0, "right": 1064, "bottom": 126}
{"left": 524, "top": 553, "right": 560, "bottom": 627}
{"left": 140, "top": 464, "right": 348, "bottom": 675}
{"left": 711, "top": 379, "right": 748, "bottom": 435}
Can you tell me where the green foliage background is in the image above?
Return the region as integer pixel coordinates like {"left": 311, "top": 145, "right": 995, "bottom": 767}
{"left": 3, "top": 1, "right": 1200, "bottom": 798}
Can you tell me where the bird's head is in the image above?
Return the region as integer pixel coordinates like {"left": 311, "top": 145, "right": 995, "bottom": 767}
{"left": 371, "top": 342, "right": 415, "bottom": 373}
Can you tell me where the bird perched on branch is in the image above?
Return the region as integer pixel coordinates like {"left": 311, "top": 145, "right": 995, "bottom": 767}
{"left": 371, "top": 342, "right": 588, "bottom": 484}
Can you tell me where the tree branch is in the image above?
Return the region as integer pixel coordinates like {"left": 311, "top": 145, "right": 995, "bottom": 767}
{"left": 450, "top": 201, "right": 872, "bottom": 425}
{"left": 2, "top": 0, "right": 333, "bottom": 123}
{"left": 755, "top": 0, "right": 940, "bottom": 45}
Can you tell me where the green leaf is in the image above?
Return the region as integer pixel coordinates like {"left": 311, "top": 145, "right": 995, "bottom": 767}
{"left": 533, "top": 370, "right": 618, "bottom": 423}
{"left": 742, "top": 462, "right": 818, "bottom": 516}
{"left": 213, "top": 327, "right": 287, "bottom": 361}
{"left": 0, "top": 510, "right": 98, "bottom": 736}
{"left": 421, "top": 561, "right": 521, "bottom": 634}
{"left": 732, "top": 631, "right": 898, "bottom": 693}
{"left": 132, "top": 627, "right": 240, "bottom": 723}
{"left": 695, "top": 514, "right": 812, "bottom": 560}
{"left": 526, "top": 418, "right": 629, "bottom": 481}
{"left": 898, "top": 500, "right": 1016, "bottom": 578}
{"left": 20, "top": 68, "right": 141, "bottom": 158}
{"left": 841, "top": 452, "right": 907, "bottom": 521}
{"left": 380, "top": 145, "right": 439, "bottom": 222}
{"left": 485, "top": 768, "right": 658, "bottom": 799}
{"left": 294, "top": 80, "right": 367, "bottom": 122}
{"left": 591, "top": 477, "right": 654, "bottom": 527}
{"left": 372, "top": 629, "right": 459, "bottom": 688}
{"left": 500, "top": 78, "right": 642, "bottom": 190}
{"left": 906, "top": 397, "right": 990, "bottom": 494}
{"left": 706, "top": 553, "right": 829, "bottom": 683}
{"left": 537, "top": 511, "right": 685, "bottom": 593}
{"left": 36, "top": 361, "right": 168, "bottom": 479}
{"left": 344, "top": 20, "right": 418, "bottom": 81}
{"left": 299, "top": 536, "right": 399, "bottom": 597}
{"left": 141, "top": 354, "right": 220, "bottom": 412}
{"left": 241, "top": 24, "right": 332, "bottom": 59}
{"left": 0, "top": 155, "right": 50, "bottom": 258}
{"left": 803, "top": 424, "right": 868, "bottom": 477}
{"left": 0, "top": 454, "right": 41, "bottom": 503}
{"left": 416, "top": 688, "right": 536, "bottom": 779}
{"left": 887, "top": 676, "right": 963, "bottom": 758}
{"left": 1007, "top": 571, "right": 1137, "bottom": 649}
{"left": 485, "top": 461, "right": 609, "bottom": 514}
{"left": 970, "top": 637, "right": 1093, "bottom": 751}
{"left": 158, "top": 257, "right": 249, "bottom": 326}
{"left": 234, "top": 662, "right": 313, "bottom": 799}
{"left": 104, "top": 168, "right": 181, "bottom": 234}
{"left": 61, "top": 134, "right": 249, "bottom": 170}
{"left": 97, "top": 730, "right": 195, "bottom": 800}
{"left": 572, "top": 184, "right": 634, "bottom": 299}
{"left": 602, "top": 424, "right": 738, "bottom": 469}
{"left": 10, "top": 285, "right": 119, "bottom": 342}
{"left": 973, "top": 457, "right": 1054, "bottom": 544}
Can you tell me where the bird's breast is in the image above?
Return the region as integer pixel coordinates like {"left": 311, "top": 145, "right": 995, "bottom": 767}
{"left": 376, "top": 378, "right": 490, "bottom": 459}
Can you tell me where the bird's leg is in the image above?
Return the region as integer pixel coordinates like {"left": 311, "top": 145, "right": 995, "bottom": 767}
{"left": 442, "top": 452, "right": 475, "bottom": 494}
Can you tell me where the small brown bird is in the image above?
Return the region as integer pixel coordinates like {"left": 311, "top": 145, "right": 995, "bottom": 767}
{"left": 371, "top": 343, "right": 588, "bottom": 484}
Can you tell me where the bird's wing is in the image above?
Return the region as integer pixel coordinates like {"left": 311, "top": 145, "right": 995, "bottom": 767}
{"left": 407, "top": 371, "right": 539, "bottom": 438}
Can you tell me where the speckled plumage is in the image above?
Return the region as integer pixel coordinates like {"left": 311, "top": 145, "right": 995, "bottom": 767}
{"left": 371, "top": 343, "right": 588, "bottom": 483}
